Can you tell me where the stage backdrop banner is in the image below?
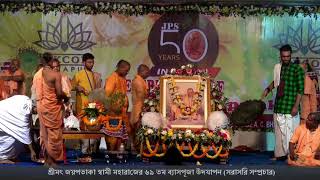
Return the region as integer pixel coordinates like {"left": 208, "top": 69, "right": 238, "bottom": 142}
{"left": 1, "top": 12, "right": 320, "bottom": 118}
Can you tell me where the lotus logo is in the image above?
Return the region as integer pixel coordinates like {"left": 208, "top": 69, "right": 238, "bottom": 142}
{"left": 274, "top": 20, "right": 320, "bottom": 55}
{"left": 34, "top": 16, "right": 96, "bottom": 51}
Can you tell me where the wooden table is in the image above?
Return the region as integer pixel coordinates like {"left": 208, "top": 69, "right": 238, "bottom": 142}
{"left": 62, "top": 130, "right": 106, "bottom": 164}
{"left": 63, "top": 130, "right": 106, "bottom": 140}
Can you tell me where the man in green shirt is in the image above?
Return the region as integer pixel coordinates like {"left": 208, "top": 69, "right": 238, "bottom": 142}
{"left": 262, "top": 44, "right": 304, "bottom": 160}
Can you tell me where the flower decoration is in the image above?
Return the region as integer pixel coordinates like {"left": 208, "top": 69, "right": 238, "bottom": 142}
{"left": 83, "top": 101, "right": 106, "bottom": 119}
{"left": 0, "top": 2, "right": 320, "bottom": 18}
{"left": 211, "top": 81, "right": 229, "bottom": 114}
{"left": 81, "top": 101, "right": 106, "bottom": 127}
{"left": 143, "top": 84, "right": 160, "bottom": 113}
{"left": 167, "top": 75, "right": 206, "bottom": 116}
{"left": 137, "top": 126, "right": 232, "bottom": 148}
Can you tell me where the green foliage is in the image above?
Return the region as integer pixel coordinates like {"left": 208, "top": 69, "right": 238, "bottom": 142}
{"left": 1, "top": 2, "right": 320, "bottom": 18}
{"left": 230, "top": 99, "right": 266, "bottom": 126}
{"left": 105, "top": 91, "right": 126, "bottom": 115}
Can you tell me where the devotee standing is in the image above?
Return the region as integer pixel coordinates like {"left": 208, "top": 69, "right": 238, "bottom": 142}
{"left": 36, "top": 53, "right": 68, "bottom": 166}
{"left": 288, "top": 112, "right": 320, "bottom": 166}
{"left": 72, "top": 53, "right": 101, "bottom": 156}
{"left": 0, "top": 59, "right": 25, "bottom": 97}
{"left": 0, "top": 95, "right": 36, "bottom": 164}
{"left": 130, "top": 64, "right": 150, "bottom": 154}
{"left": 104, "top": 60, "right": 130, "bottom": 151}
{"left": 261, "top": 44, "right": 304, "bottom": 160}
{"left": 299, "top": 61, "right": 317, "bottom": 124}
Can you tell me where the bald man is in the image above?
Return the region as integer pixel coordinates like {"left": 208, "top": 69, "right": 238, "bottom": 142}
{"left": 104, "top": 60, "right": 131, "bottom": 152}
{"left": 130, "top": 64, "right": 150, "bottom": 154}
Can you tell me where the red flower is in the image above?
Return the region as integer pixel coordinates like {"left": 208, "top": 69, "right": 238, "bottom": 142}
{"left": 176, "top": 69, "right": 183, "bottom": 75}
{"left": 186, "top": 68, "right": 193, "bottom": 75}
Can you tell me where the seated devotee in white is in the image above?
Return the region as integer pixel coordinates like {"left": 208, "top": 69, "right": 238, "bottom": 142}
{"left": 0, "top": 95, "right": 36, "bottom": 164}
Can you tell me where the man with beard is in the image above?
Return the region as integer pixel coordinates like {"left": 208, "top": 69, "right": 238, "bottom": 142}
{"left": 72, "top": 53, "right": 102, "bottom": 158}
{"left": 261, "top": 44, "right": 305, "bottom": 160}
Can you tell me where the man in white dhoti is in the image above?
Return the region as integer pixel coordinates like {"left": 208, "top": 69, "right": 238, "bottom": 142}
{"left": 0, "top": 95, "right": 36, "bottom": 164}
{"left": 261, "top": 44, "right": 305, "bottom": 160}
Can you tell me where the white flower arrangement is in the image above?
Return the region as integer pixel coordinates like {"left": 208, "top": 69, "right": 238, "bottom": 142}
{"left": 88, "top": 102, "right": 96, "bottom": 109}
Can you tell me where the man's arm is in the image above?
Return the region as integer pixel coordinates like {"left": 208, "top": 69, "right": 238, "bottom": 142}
{"left": 105, "top": 75, "right": 115, "bottom": 97}
{"left": 289, "top": 126, "right": 301, "bottom": 161}
{"left": 71, "top": 74, "right": 88, "bottom": 95}
{"left": 54, "top": 72, "right": 64, "bottom": 98}
{"left": 261, "top": 81, "right": 274, "bottom": 99}
{"left": 289, "top": 142, "right": 298, "bottom": 161}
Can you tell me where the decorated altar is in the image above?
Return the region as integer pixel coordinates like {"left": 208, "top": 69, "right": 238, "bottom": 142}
{"left": 138, "top": 64, "right": 232, "bottom": 162}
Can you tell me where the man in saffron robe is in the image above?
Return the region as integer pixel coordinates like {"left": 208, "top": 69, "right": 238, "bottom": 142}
{"left": 0, "top": 59, "right": 25, "bottom": 97}
{"left": 288, "top": 112, "right": 320, "bottom": 166}
{"left": 35, "top": 52, "right": 69, "bottom": 166}
{"left": 104, "top": 60, "right": 130, "bottom": 151}
{"left": 72, "top": 53, "right": 102, "bottom": 155}
{"left": 130, "top": 64, "right": 150, "bottom": 153}
{"left": 299, "top": 61, "right": 317, "bottom": 124}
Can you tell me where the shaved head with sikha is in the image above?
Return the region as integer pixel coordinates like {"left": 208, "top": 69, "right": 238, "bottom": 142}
{"left": 137, "top": 64, "right": 150, "bottom": 79}
{"left": 116, "top": 59, "right": 131, "bottom": 77}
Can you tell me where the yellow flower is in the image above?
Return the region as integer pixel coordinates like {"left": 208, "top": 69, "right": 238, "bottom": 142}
{"left": 168, "top": 129, "right": 174, "bottom": 137}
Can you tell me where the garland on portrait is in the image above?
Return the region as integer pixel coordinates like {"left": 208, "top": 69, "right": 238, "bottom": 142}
{"left": 1, "top": 2, "right": 320, "bottom": 18}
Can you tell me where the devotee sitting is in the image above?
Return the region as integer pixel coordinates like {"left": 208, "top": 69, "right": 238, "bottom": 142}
{"left": 0, "top": 95, "right": 36, "bottom": 164}
{"left": 288, "top": 112, "right": 320, "bottom": 166}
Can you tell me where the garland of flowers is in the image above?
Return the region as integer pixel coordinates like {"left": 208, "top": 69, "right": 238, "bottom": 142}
{"left": 137, "top": 127, "right": 232, "bottom": 159}
{"left": 189, "top": 144, "right": 210, "bottom": 159}
{"left": 167, "top": 75, "right": 206, "bottom": 116}
{"left": 206, "top": 144, "right": 223, "bottom": 159}
{"left": 100, "top": 115, "right": 123, "bottom": 131}
{"left": 176, "top": 142, "right": 199, "bottom": 158}
{"left": 140, "top": 138, "right": 167, "bottom": 158}
{"left": 145, "top": 138, "right": 167, "bottom": 157}
{"left": 143, "top": 84, "right": 160, "bottom": 113}
{"left": 1, "top": 2, "right": 320, "bottom": 18}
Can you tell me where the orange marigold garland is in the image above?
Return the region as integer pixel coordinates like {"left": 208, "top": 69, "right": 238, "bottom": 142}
{"left": 140, "top": 138, "right": 167, "bottom": 158}
{"left": 175, "top": 142, "right": 199, "bottom": 157}
{"left": 100, "top": 115, "right": 123, "bottom": 131}
{"left": 206, "top": 144, "right": 223, "bottom": 159}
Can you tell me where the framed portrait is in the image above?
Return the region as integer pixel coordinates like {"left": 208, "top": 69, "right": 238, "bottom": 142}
{"left": 160, "top": 76, "right": 211, "bottom": 129}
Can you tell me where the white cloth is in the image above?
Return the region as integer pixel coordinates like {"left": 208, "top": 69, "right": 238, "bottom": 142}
{"left": 0, "top": 95, "right": 32, "bottom": 145}
{"left": 274, "top": 113, "right": 300, "bottom": 157}
{"left": 0, "top": 131, "right": 24, "bottom": 160}
{"left": 274, "top": 63, "right": 282, "bottom": 88}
